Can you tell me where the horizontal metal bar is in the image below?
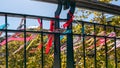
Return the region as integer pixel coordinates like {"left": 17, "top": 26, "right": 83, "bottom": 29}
{"left": 0, "top": 12, "right": 120, "bottom": 28}
{"left": 34, "top": 0, "right": 120, "bottom": 15}
{"left": 74, "top": 20, "right": 120, "bottom": 29}
{"left": 86, "top": 34, "right": 120, "bottom": 39}
{"left": 0, "top": 29, "right": 67, "bottom": 35}
{"left": 0, "top": 12, "right": 67, "bottom": 21}
{"left": 0, "top": 29, "right": 120, "bottom": 39}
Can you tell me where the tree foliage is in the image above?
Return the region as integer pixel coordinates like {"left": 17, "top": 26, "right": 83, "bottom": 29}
{"left": 0, "top": 0, "right": 120, "bottom": 68}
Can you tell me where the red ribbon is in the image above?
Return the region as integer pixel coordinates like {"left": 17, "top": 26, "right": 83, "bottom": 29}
{"left": 47, "top": 20, "right": 54, "bottom": 38}
{"left": 63, "top": 12, "right": 74, "bottom": 28}
{"left": 0, "top": 35, "right": 32, "bottom": 46}
{"left": 55, "top": 16, "right": 59, "bottom": 19}
{"left": 50, "top": 20, "right": 54, "bottom": 31}
{"left": 36, "top": 19, "right": 55, "bottom": 54}
{"left": 37, "top": 18, "right": 42, "bottom": 28}
{"left": 45, "top": 35, "right": 53, "bottom": 54}
{"left": 63, "top": 17, "right": 73, "bottom": 28}
{"left": 45, "top": 20, "right": 54, "bottom": 54}
{"left": 36, "top": 18, "right": 42, "bottom": 51}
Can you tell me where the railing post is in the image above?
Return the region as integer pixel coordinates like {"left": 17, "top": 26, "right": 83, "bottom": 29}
{"left": 104, "top": 25, "right": 108, "bottom": 68}
{"left": 67, "top": 25, "right": 74, "bottom": 68}
{"left": 53, "top": 18, "right": 61, "bottom": 68}
{"left": 53, "top": 0, "right": 62, "bottom": 68}
{"left": 82, "top": 22, "right": 86, "bottom": 68}
{"left": 66, "top": 1, "right": 76, "bottom": 68}
{"left": 23, "top": 16, "right": 27, "bottom": 68}
{"left": 94, "top": 24, "right": 97, "bottom": 68}
{"left": 5, "top": 14, "right": 8, "bottom": 68}
{"left": 40, "top": 18, "right": 44, "bottom": 68}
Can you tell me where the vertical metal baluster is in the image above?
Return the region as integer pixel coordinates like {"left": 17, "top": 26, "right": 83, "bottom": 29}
{"left": 40, "top": 18, "right": 44, "bottom": 68}
{"left": 5, "top": 14, "right": 8, "bottom": 68}
{"left": 24, "top": 16, "right": 26, "bottom": 68}
{"left": 66, "top": 1, "right": 76, "bottom": 68}
{"left": 67, "top": 23, "right": 74, "bottom": 68}
{"left": 82, "top": 22, "right": 85, "bottom": 68}
{"left": 53, "top": 0, "right": 62, "bottom": 67}
{"left": 94, "top": 24, "right": 97, "bottom": 68}
{"left": 104, "top": 25, "right": 108, "bottom": 68}
{"left": 114, "top": 27, "right": 117, "bottom": 68}
{"left": 54, "top": 18, "right": 61, "bottom": 68}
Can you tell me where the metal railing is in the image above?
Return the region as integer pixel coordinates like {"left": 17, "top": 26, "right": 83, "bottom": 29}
{"left": 0, "top": 1, "right": 120, "bottom": 68}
